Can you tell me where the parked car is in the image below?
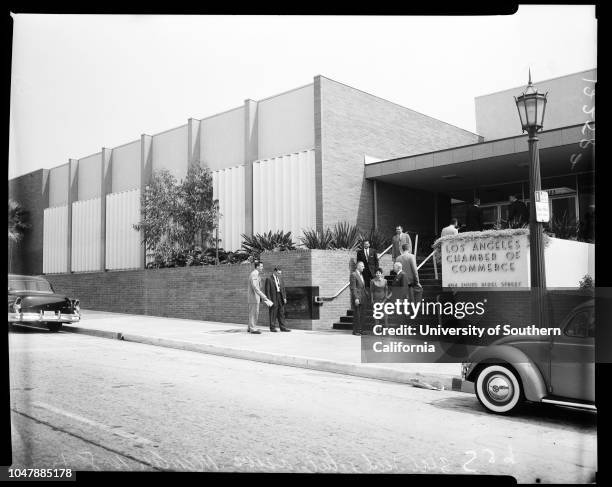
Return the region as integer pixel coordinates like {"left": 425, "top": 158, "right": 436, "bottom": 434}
{"left": 461, "top": 300, "right": 595, "bottom": 414}
{"left": 8, "top": 274, "right": 80, "bottom": 332}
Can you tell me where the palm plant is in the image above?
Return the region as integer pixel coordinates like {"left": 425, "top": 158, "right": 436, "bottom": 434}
{"left": 331, "top": 221, "right": 361, "bottom": 250}
{"left": 8, "top": 199, "right": 30, "bottom": 243}
{"left": 299, "top": 228, "right": 335, "bottom": 249}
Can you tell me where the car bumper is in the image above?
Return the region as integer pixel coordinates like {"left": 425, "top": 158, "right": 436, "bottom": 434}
{"left": 8, "top": 312, "right": 81, "bottom": 324}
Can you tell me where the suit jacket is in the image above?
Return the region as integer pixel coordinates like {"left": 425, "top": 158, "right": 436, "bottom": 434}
{"left": 465, "top": 205, "right": 483, "bottom": 232}
{"left": 508, "top": 200, "right": 529, "bottom": 225}
{"left": 264, "top": 274, "right": 287, "bottom": 305}
{"left": 440, "top": 225, "right": 459, "bottom": 237}
{"left": 349, "top": 270, "right": 367, "bottom": 305}
{"left": 392, "top": 270, "right": 412, "bottom": 300}
{"left": 356, "top": 247, "right": 379, "bottom": 275}
{"left": 395, "top": 252, "right": 419, "bottom": 286}
{"left": 391, "top": 232, "right": 412, "bottom": 260}
{"left": 247, "top": 269, "right": 268, "bottom": 304}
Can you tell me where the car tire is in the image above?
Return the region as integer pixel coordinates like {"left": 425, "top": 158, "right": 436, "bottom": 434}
{"left": 475, "top": 364, "right": 523, "bottom": 414}
{"left": 46, "top": 323, "right": 62, "bottom": 333}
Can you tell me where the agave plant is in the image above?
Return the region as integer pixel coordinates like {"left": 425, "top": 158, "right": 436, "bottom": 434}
{"left": 241, "top": 230, "right": 295, "bottom": 257}
{"left": 331, "top": 221, "right": 361, "bottom": 250}
{"left": 358, "top": 228, "right": 391, "bottom": 251}
{"left": 299, "top": 228, "right": 335, "bottom": 249}
{"left": 549, "top": 211, "right": 578, "bottom": 240}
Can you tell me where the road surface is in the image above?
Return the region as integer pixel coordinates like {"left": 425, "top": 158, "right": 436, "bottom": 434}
{"left": 8, "top": 327, "right": 597, "bottom": 482}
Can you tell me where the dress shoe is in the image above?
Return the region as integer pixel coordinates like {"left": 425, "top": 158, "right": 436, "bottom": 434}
{"left": 270, "top": 328, "right": 278, "bottom": 332}
{"left": 280, "top": 328, "right": 291, "bottom": 332}
{"left": 248, "top": 329, "right": 261, "bottom": 334}
{"left": 352, "top": 331, "right": 361, "bottom": 336}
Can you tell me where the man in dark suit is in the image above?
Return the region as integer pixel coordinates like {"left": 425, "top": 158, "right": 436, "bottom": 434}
{"left": 264, "top": 266, "right": 291, "bottom": 332}
{"left": 465, "top": 198, "right": 483, "bottom": 232}
{"left": 507, "top": 194, "right": 529, "bottom": 227}
{"left": 356, "top": 240, "right": 379, "bottom": 288}
{"left": 350, "top": 261, "right": 367, "bottom": 336}
{"left": 392, "top": 261, "right": 413, "bottom": 302}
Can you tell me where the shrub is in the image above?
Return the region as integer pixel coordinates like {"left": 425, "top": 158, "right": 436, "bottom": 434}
{"left": 241, "top": 230, "right": 295, "bottom": 258}
{"left": 299, "top": 228, "right": 335, "bottom": 249}
{"left": 331, "top": 222, "right": 361, "bottom": 250}
{"left": 579, "top": 274, "right": 594, "bottom": 289}
{"left": 358, "top": 228, "right": 391, "bottom": 251}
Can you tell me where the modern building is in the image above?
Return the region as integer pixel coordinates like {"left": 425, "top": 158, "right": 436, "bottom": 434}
{"left": 9, "top": 69, "right": 595, "bottom": 277}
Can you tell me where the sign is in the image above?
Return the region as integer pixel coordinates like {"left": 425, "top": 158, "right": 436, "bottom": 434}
{"left": 535, "top": 190, "right": 550, "bottom": 222}
{"left": 441, "top": 234, "right": 529, "bottom": 288}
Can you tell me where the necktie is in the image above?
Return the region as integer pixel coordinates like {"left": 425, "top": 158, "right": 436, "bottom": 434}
{"left": 274, "top": 275, "right": 280, "bottom": 292}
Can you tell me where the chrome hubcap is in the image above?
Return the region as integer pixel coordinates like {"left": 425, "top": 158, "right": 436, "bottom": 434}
{"left": 486, "top": 374, "right": 513, "bottom": 402}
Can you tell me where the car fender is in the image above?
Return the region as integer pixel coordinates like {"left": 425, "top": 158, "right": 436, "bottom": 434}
{"left": 466, "top": 345, "right": 548, "bottom": 402}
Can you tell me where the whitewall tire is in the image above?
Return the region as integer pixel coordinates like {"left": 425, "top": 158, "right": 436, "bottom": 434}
{"left": 475, "top": 365, "right": 523, "bottom": 414}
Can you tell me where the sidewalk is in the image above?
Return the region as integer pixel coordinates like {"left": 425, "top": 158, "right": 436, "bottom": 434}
{"left": 62, "top": 310, "right": 471, "bottom": 392}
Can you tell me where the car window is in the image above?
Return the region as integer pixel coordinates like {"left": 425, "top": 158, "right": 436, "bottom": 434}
{"left": 8, "top": 279, "right": 54, "bottom": 293}
{"left": 564, "top": 309, "right": 594, "bottom": 338}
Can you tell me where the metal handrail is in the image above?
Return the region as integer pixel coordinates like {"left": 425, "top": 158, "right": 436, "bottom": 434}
{"left": 416, "top": 250, "right": 435, "bottom": 270}
{"left": 314, "top": 244, "right": 393, "bottom": 303}
{"left": 416, "top": 250, "right": 439, "bottom": 279}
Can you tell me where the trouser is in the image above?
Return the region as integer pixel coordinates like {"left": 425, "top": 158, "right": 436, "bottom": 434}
{"left": 248, "top": 302, "right": 260, "bottom": 331}
{"left": 352, "top": 303, "right": 365, "bottom": 333}
{"left": 269, "top": 302, "right": 288, "bottom": 330}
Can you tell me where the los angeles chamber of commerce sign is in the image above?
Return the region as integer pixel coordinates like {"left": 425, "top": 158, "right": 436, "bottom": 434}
{"left": 440, "top": 232, "right": 530, "bottom": 288}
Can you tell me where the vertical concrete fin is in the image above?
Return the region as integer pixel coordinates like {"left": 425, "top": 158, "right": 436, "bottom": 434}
{"left": 244, "top": 99, "right": 258, "bottom": 237}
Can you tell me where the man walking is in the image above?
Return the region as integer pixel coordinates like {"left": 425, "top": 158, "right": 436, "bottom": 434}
{"left": 356, "top": 240, "right": 379, "bottom": 287}
{"left": 264, "top": 266, "right": 291, "bottom": 332}
{"left": 465, "top": 198, "right": 483, "bottom": 232}
{"left": 395, "top": 243, "right": 421, "bottom": 302}
{"left": 350, "top": 261, "right": 367, "bottom": 336}
{"left": 391, "top": 225, "right": 412, "bottom": 261}
{"left": 247, "top": 261, "right": 273, "bottom": 334}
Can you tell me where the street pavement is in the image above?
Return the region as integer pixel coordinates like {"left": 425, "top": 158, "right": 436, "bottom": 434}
{"left": 59, "top": 310, "right": 467, "bottom": 390}
{"left": 8, "top": 327, "right": 597, "bottom": 482}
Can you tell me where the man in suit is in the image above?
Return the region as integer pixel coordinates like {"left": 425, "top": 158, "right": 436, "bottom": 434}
{"left": 395, "top": 244, "right": 421, "bottom": 302}
{"left": 356, "top": 240, "right": 379, "bottom": 288}
{"left": 264, "top": 266, "right": 291, "bottom": 332}
{"left": 391, "top": 225, "right": 412, "bottom": 261}
{"left": 507, "top": 194, "right": 529, "bottom": 227}
{"left": 392, "top": 261, "right": 412, "bottom": 302}
{"left": 465, "top": 198, "right": 483, "bottom": 232}
{"left": 350, "top": 261, "right": 367, "bottom": 336}
{"left": 247, "top": 261, "right": 273, "bottom": 334}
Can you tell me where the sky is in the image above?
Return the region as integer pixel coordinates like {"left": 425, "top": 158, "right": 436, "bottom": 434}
{"left": 8, "top": 7, "right": 597, "bottom": 179}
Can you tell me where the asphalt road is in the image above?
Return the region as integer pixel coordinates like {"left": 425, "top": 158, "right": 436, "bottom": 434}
{"left": 8, "top": 326, "right": 597, "bottom": 482}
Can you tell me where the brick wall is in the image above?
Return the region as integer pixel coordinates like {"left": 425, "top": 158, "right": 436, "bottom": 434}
{"left": 317, "top": 76, "right": 481, "bottom": 233}
{"left": 46, "top": 249, "right": 355, "bottom": 330}
{"left": 8, "top": 169, "right": 48, "bottom": 276}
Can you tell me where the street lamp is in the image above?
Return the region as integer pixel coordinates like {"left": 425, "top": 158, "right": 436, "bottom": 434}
{"left": 515, "top": 70, "right": 548, "bottom": 329}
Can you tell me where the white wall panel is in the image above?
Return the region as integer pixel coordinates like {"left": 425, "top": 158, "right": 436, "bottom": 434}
{"left": 43, "top": 205, "right": 68, "bottom": 274}
{"left": 212, "top": 165, "right": 245, "bottom": 252}
{"left": 71, "top": 198, "right": 101, "bottom": 272}
{"left": 106, "top": 189, "right": 142, "bottom": 270}
{"left": 252, "top": 149, "right": 316, "bottom": 242}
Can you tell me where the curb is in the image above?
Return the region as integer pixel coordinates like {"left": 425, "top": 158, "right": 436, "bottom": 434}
{"left": 63, "top": 326, "right": 469, "bottom": 392}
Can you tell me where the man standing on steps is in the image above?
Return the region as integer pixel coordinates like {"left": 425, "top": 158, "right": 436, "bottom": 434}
{"left": 465, "top": 198, "right": 483, "bottom": 232}
{"left": 264, "top": 266, "right": 291, "bottom": 333}
{"left": 391, "top": 225, "right": 412, "bottom": 262}
{"left": 247, "top": 261, "right": 273, "bottom": 334}
{"left": 350, "top": 261, "right": 367, "bottom": 336}
{"left": 395, "top": 244, "right": 421, "bottom": 303}
{"left": 356, "top": 239, "right": 379, "bottom": 288}
{"left": 441, "top": 218, "right": 459, "bottom": 237}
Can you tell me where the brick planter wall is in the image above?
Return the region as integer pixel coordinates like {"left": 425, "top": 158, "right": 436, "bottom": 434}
{"left": 46, "top": 249, "right": 355, "bottom": 330}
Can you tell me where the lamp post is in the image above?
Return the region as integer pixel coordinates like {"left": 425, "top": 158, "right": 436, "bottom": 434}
{"left": 514, "top": 70, "right": 548, "bottom": 329}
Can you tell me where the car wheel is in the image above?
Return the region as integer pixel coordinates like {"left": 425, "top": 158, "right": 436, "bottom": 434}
{"left": 46, "top": 323, "right": 62, "bottom": 333}
{"left": 475, "top": 364, "right": 523, "bottom": 414}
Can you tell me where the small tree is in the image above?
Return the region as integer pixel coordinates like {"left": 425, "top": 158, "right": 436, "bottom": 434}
{"left": 134, "top": 166, "right": 219, "bottom": 265}
{"left": 8, "top": 199, "right": 30, "bottom": 243}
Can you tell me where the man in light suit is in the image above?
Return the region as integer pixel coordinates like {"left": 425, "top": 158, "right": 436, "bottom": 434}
{"left": 395, "top": 244, "right": 421, "bottom": 302}
{"left": 247, "top": 261, "right": 273, "bottom": 334}
{"left": 356, "top": 240, "right": 379, "bottom": 288}
{"left": 441, "top": 218, "right": 459, "bottom": 237}
{"left": 391, "top": 226, "right": 412, "bottom": 261}
{"left": 392, "top": 261, "right": 411, "bottom": 301}
{"left": 264, "top": 266, "right": 291, "bottom": 332}
{"left": 350, "top": 261, "right": 367, "bottom": 336}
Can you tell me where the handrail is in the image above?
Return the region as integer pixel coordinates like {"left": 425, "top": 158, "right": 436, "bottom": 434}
{"left": 417, "top": 250, "right": 436, "bottom": 270}
{"left": 314, "top": 244, "right": 393, "bottom": 303}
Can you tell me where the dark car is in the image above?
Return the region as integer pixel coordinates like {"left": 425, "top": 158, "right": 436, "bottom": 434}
{"left": 461, "top": 300, "right": 595, "bottom": 414}
{"left": 8, "top": 274, "right": 80, "bottom": 332}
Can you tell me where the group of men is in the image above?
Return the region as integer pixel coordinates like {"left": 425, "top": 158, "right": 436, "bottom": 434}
{"left": 246, "top": 261, "right": 291, "bottom": 334}
{"left": 349, "top": 226, "right": 421, "bottom": 336}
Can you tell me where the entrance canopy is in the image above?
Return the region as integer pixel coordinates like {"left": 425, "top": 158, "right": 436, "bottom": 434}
{"left": 364, "top": 124, "right": 593, "bottom": 200}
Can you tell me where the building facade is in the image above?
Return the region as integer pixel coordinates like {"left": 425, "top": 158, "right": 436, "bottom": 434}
{"left": 9, "top": 70, "right": 595, "bottom": 277}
